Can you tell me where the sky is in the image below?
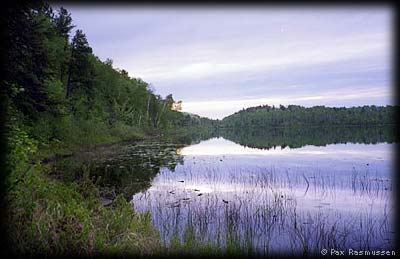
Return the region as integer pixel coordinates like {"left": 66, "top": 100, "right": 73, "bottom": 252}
{"left": 58, "top": 5, "right": 393, "bottom": 119}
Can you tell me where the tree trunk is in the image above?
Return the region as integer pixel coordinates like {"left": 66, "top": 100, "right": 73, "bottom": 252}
{"left": 66, "top": 49, "right": 74, "bottom": 99}
{"left": 156, "top": 102, "right": 167, "bottom": 127}
{"left": 146, "top": 95, "right": 151, "bottom": 123}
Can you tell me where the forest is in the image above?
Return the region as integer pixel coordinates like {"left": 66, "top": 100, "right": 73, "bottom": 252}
{"left": 221, "top": 104, "right": 397, "bottom": 128}
{"left": 3, "top": 3, "right": 215, "bottom": 151}
{"left": 0, "top": 1, "right": 397, "bottom": 256}
{"left": 1, "top": 2, "right": 215, "bottom": 255}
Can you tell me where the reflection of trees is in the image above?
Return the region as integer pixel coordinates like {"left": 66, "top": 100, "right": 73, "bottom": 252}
{"left": 53, "top": 125, "right": 397, "bottom": 199}
{"left": 168, "top": 128, "right": 219, "bottom": 146}
{"left": 89, "top": 142, "right": 186, "bottom": 199}
{"left": 54, "top": 130, "right": 217, "bottom": 200}
{"left": 220, "top": 125, "right": 397, "bottom": 150}
{"left": 54, "top": 142, "right": 186, "bottom": 200}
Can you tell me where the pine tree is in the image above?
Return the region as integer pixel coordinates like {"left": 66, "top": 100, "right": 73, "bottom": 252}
{"left": 54, "top": 7, "right": 74, "bottom": 40}
{"left": 66, "top": 29, "right": 93, "bottom": 99}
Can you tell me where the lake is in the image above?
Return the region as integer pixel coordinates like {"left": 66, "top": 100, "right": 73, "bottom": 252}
{"left": 128, "top": 128, "right": 396, "bottom": 256}
{"left": 62, "top": 126, "right": 396, "bottom": 256}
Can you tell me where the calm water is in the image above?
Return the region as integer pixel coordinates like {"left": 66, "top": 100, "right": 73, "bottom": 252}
{"left": 129, "top": 136, "right": 395, "bottom": 255}
{"left": 58, "top": 126, "right": 396, "bottom": 255}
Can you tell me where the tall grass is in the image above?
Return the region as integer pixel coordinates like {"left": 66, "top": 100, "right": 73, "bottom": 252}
{"left": 132, "top": 164, "right": 394, "bottom": 256}
{"left": 6, "top": 163, "right": 160, "bottom": 256}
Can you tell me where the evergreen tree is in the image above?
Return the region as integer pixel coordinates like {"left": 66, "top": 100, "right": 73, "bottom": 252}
{"left": 54, "top": 7, "right": 74, "bottom": 40}
{"left": 66, "top": 30, "right": 93, "bottom": 100}
{"left": 5, "top": 2, "right": 51, "bottom": 117}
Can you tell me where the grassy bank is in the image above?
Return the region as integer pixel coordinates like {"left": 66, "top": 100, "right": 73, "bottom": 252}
{"left": 5, "top": 124, "right": 163, "bottom": 255}
{"left": 4, "top": 112, "right": 218, "bottom": 256}
{"left": 33, "top": 116, "right": 147, "bottom": 159}
{"left": 7, "top": 165, "right": 160, "bottom": 255}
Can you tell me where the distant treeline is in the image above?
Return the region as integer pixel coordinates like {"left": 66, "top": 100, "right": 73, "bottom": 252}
{"left": 1, "top": 1, "right": 397, "bottom": 152}
{"left": 221, "top": 125, "right": 397, "bottom": 150}
{"left": 221, "top": 105, "right": 398, "bottom": 128}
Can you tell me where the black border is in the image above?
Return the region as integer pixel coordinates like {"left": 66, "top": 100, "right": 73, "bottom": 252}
{"left": 0, "top": 0, "right": 398, "bottom": 259}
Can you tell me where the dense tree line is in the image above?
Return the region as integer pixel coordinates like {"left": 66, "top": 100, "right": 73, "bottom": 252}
{"left": 2, "top": 1, "right": 396, "bottom": 148}
{"left": 1, "top": 2, "right": 218, "bottom": 254}
{"left": 221, "top": 104, "right": 398, "bottom": 128}
{"left": 2, "top": 2, "right": 209, "bottom": 149}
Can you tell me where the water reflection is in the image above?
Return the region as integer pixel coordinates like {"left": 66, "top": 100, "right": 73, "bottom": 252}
{"left": 180, "top": 137, "right": 392, "bottom": 159}
{"left": 53, "top": 126, "right": 396, "bottom": 255}
{"left": 220, "top": 125, "right": 397, "bottom": 150}
{"left": 54, "top": 141, "right": 185, "bottom": 200}
{"left": 130, "top": 132, "right": 395, "bottom": 255}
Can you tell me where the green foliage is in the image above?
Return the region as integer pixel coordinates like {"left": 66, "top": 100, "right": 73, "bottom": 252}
{"left": 6, "top": 166, "right": 160, "bottom": 255}
{"left": 5, "top": 105, "right": 38, "bottom": 172}
{"left": 4, "top": 2, "right": 200, "bottom": 153}
{"left": 167, "top": 232, "right": 220, "bottom": 256}
{"left": 222, "top": 104, "right": 398, "bottom": 128}
{"left": 7, "top": 126, "right": 38, "bottom": 167}
{"left": 8, "top": 170, "right": 93, "bottom": 254}
{"left": 43, "top": 78, "right": 64, "bottom": 104}
{"left": 6, "top": 1, "right": 397, "bottom": 256}
{"left": 54, "top": 7, "right": 75, "bottom": 39}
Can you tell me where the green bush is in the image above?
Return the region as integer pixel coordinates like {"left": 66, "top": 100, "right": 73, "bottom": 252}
{"left": 6, "top": 166, "right": 160, "bottom": 256}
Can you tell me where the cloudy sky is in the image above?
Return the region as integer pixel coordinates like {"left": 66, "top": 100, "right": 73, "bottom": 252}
{"left": 60, "top": 5, "right": 393, "bottom": 119}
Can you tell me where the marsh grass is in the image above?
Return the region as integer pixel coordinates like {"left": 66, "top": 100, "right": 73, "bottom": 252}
{"left": 9, "top": 138, "right": 393, "bottom": 256}
{"left": 133, "top": 164, "right": 394, "bottom": 256}
{"left": 6, "top": 162, "right": 160, "bottom": 256}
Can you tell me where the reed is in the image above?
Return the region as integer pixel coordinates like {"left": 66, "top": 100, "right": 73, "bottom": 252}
{"left": 132, "top": 164, "right": 394, "bottom": 256}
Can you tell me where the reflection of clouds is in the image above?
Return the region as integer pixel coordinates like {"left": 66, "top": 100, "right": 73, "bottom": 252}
{"left": 130, "top": 139, "right": 394, "bottom": 251}
{"left": 133, "top": 164, "right": 393, "bottom": 224}
{"left": 140, "top": 183, "right": 391, "bottom": 214}
{"left": 184, "top": 184, "right": 215, "bottom": 194}
{"left": 179, "top": 137, "right": 392, "bottom": 160}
